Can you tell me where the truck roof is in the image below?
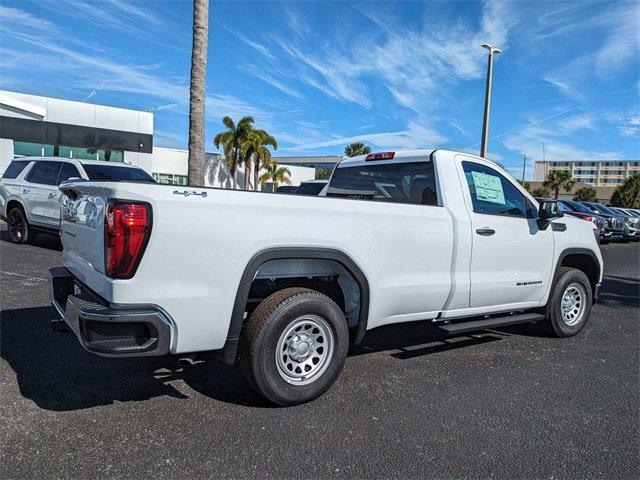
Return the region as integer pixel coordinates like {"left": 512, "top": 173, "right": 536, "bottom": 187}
{"left": 337, "top": 148, "right": 499, "bottom": 170}
{"left": 337, "top": 149, "right": 435, "bottom": 167}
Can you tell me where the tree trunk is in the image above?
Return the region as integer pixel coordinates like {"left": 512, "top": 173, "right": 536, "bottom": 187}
{"left": 554, "top": 187, "right": 559, "bottom": 199}
{"left": 254, "top": 160, "right": 260, "bottom": 192}
{"left": 231, "top": 149, "right": 238, "bottom": 190}
{"left": 187, "top": 0, "right": 209, "bottom": 187}
{"left": 244, "top": 159, "right": 251, "bottom": 190}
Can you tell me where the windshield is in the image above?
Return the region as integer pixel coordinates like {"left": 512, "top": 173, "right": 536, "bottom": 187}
{"left": 565, "top": 200, "right": 594, "bottom": 214}
{"left": 593, "top": 203, "right": 618, "bottom": 215}
{"left": 83, "top": 165, "right": 155, "bottom": 183}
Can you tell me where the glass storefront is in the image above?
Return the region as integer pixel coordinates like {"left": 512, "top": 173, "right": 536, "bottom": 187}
{"left": 13, "top": 141, "right": 124, "bottom": 162}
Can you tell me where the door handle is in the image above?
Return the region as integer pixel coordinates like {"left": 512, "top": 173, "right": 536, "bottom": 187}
{"left": 476, "top": 227, "right": 496, "bottom": 236}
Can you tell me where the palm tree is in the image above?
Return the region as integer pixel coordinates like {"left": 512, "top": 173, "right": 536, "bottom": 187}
{"left": 573, "top": 186, "right": 597, "bottom": 202}
{"left": 344, "top": 142, "right": 371, "bottom": 157}
{"left": 241, "top": 129, "right": 278, "bottom": 191}
{"left": 213, "top": 116, "right": 254, "bottom": 189}
{"left": 260, "top": 162, "right": 291, "bottom": 192}
{"left": 610, "top": 174, "right": 640, "bottom": 208}
{"left": 187, "top": 0, "right": 209, "bottom": 186}
{"left": 543, "top": 170, "right": 575, "bottom": 199}
{"left": 531, "top": 186, "right": 552, "bottom": 198}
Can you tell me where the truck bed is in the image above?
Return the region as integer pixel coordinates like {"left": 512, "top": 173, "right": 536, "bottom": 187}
{"left": 59, "top": 181, "right": 455, "bottom": 353}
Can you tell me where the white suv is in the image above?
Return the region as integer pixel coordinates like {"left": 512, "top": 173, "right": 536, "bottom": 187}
{"left": 0, "top": 156, "right": 155, "bottom": 244}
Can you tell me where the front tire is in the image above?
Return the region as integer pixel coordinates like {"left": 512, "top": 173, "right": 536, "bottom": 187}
{"left": 545, "top": 267, "right": 593, "bottom": 337}
{"left": 7, "top": 206, "right": 35, "bottom": 244}
{"left": 240, "top": 287, "right": 349, "bottom": 406}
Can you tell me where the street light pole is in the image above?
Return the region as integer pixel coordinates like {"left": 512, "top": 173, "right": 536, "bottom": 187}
{"left": 479, "top": 44, "right": 501, "bottom": 159}
{"left": 521, "top": 152, "right": 527, "bottom": 184}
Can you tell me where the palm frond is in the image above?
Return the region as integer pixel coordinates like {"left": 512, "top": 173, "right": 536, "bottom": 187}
{"left": 221, "top": 116, "right": 235, "bottom": 130}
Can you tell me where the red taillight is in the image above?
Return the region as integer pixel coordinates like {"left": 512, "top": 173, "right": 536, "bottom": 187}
{"left": 365, "top": 151, "right": 395, "bottom": 161}
{"left": 583, "top": 215, "right": 594, "bottom": 222}
{"left": 104, "top": 201, "right": 152, "bottom": 279}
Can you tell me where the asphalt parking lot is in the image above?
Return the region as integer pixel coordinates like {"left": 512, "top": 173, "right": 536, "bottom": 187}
{"left": 1, "top": 224, "right": 638, "bottom": 479}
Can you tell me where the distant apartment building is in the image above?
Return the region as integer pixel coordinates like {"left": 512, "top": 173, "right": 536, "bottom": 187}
{"left": 534, "top": 160, "right": 640, "bottom": 187}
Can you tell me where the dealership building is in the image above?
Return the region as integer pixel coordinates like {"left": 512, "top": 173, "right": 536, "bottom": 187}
{"left": 0, "top": 90, "right": 317, "bottom": 188}
{"left": 0, "top": 90, "right": 154, "bottom": 172}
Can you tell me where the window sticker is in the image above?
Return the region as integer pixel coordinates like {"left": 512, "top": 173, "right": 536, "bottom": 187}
{"left": 471, "top": 171, "right": 505, "bottom": 204}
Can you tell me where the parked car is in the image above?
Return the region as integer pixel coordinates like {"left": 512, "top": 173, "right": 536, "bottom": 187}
{"left": 0, "top": 157, "right": 155, "bottom": 243}
{"left": 609, "top": 207, "right": 640, "bottom": 240}
{"left": 536, "top": 198, "right": 604, "bottom": 242}
{"left": 50, "top": 149, "right": 602, "bottom": 405}
{"left": 578, "top": 201, "right": 627, "bottom": 243}
{"left": 275, "top": 185, "right": 298, "bottom": 194}
{"left": 294, "top": 179, "right": 328, "bottom": 196}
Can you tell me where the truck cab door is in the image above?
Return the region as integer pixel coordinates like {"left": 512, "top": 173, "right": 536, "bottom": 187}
{"left": 457, "top": 158, "right": 554, "bottom": 309}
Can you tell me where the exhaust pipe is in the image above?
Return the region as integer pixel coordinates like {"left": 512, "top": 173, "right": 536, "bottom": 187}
{"left": 177, "top": 353, "right": 200, "bottom": 367}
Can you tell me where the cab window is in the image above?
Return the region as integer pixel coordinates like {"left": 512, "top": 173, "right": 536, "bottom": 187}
{"left": 462, "top": 162, "right": 534, "bottom": 218}
{"left": 326, "top": 161, "right": 438, "bottom": 206}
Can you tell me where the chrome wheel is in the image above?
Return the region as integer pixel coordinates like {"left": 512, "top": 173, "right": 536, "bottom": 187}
{"left": 561, "top": 282, "right": 587, "bottom": 326}
{"left": 8, "top": 209, "right": 26, "bottom": 242}
{"left": 275, "top": 315, "right": 334, "bottom": 385}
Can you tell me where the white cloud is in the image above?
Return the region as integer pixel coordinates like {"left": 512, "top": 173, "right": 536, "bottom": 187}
{"left": 619, "top": 113, "right": 640, "bottom": 137}
{"left": 238, "top": 65, "right": 305, "bottom": 100}
{"left": 284, "top": 6, "right": 310, "bottom": 38}
{"left": 38, "top": 0, "right": 187, "bottom": 45}
{"left": 1, "top": 8, "right": 269, "bottom": 124}
{"left": 104, "top": 0, "right": 165, "bottom": 28}
{"left": 0, "top": 5, "right": 56, "bottom": 30}
{"left": 536, "top": 2, "right": 640, "bottom": 99}
{"left": 282, "top": 120, "right": 447, "bottom": 152}
{"left": 259, "top": 0, "right": 515, "bottom": 112}
{"left": 503, "top": 119, "right": 619, "bottom": 162}
{"left": 557, "top": 113, "right": 596, "bottom": 134}
{"left": 222, "top": 25, "right": 275, "bottom": 60}
{"left": 594, "top": 3, "right": 640, "bottom": 77}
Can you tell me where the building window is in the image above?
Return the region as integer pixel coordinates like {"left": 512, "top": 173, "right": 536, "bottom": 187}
{"left": 13, "top": 141, "right": 44, "bottom": 157}
{"left": 13, "top": 141, "right": 124, "bottom": 162}
{"left": 153, "top": 173, "right": 188, "bottom": 185}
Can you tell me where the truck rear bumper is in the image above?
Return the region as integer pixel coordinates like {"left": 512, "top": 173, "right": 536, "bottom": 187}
{"left": 49, "top": 267, "right": 171, "bottom": 357}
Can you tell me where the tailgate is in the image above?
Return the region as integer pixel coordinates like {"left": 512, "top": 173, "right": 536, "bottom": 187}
{"left": 59, "top": 181, "right": 110, "bottom": 297}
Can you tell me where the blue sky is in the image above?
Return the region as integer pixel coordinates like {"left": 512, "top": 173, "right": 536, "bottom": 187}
{"left": 1, "top": 0, "right": 638, "bottom": 178}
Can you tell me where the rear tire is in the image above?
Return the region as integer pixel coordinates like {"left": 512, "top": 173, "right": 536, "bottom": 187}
{"left": 545, "top": 267, "right": 593, "bottom": 337}
{"left": 6, "top": 206, "right": 36, "bottom": 244}
{"left": 240, "top": 287, "right": 349, "bottom": 406}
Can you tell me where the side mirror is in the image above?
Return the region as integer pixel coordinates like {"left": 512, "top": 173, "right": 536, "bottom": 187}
{"left": 537, "top": 200, "right": 563, "bottom": 230}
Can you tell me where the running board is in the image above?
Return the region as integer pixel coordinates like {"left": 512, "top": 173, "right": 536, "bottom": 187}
{"left": 436, "top": 313, "right": 545, "bottom": 335}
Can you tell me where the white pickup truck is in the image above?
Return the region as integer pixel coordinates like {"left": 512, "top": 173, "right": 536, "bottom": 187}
{"left": 49, "top": 149, "right": 603, "bottom": 405}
